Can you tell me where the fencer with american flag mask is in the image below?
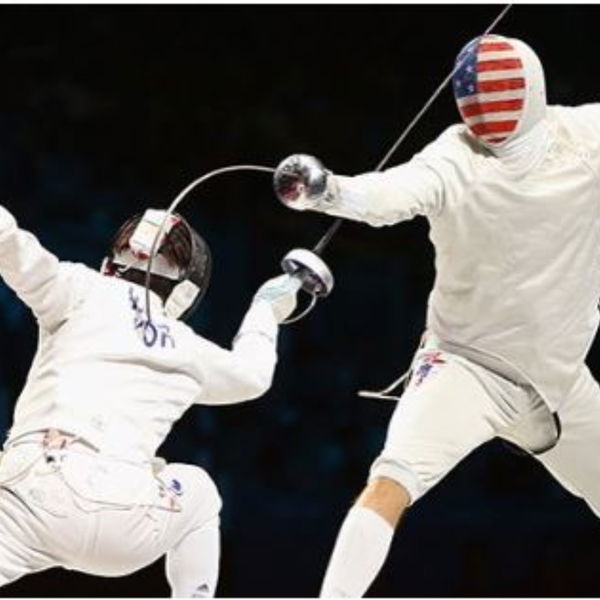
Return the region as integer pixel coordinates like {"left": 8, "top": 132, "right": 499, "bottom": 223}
{"left": 0, "top": 205, "right": 300, "bottom": 595}
{"left": 274, "top": 33, "right": 600, "bottom": 596}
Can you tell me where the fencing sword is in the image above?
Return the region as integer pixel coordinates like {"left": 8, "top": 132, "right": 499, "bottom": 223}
{"left": 142, "top": 163, "right": 333, "bottom": 325}
{"left": 144, "top": 4, "right": 511, "bottom": 327}
{"left": 275, "top": 3, "right": 513, "bottom": 256}
{"left": 272, "top": 4, "right": 513, "bottom": 398}
{"left": 143, "top": 164, "right": 274, "bottom": 323}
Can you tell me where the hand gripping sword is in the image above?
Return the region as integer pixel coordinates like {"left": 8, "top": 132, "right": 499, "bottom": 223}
{"left": 145, "top": 5, "right": 511, "bottom": 327}
{"left": 273, "top": 4, "right": 513, "bottom": 398}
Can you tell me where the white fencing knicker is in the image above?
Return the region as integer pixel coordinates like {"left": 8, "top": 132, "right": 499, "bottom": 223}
{"left": 369, "top": 346, "right": 600, "bottom": 516}
{"left": 0, "top": 429, "right": 222, "bottom": 594}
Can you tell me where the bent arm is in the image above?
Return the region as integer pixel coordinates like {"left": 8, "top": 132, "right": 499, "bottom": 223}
{"left": 196, "top": 299, "right": 279, "bottom": 405}
{"left": 0, "top": 206, "right": 86, "bottom": 331}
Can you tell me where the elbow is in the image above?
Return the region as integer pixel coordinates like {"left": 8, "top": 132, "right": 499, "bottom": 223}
{"left": 364, "top": 215, "right": 395, "bottom": 228}
{"left": 202, "top": 371, "right": 274, "bottom": 406}
{"left": 206, "top": 349, "right": 278, "bottom": 405}
{"left": 231, "top": 347, "right": 277, "bottom": 402}
{"left": 238, "top": 369, "right": 274, "bottom": 401}
{"left": 214, "top": 362, "right": 275, "bottom": 405}
{"left": 364, "top": 210, "right": 410, "bottom": 228}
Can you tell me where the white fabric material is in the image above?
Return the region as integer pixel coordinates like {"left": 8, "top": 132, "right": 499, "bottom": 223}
{"left": 0, "top": 446, "right": 221, "bottom": 589}
{"left": 164, "top": 279, "right": 201, "bottom": 319}
{"left": 370, "top": 347, "right": 546, "bottom": 503}
{"left": 537, "top": 366, "right": 600, "bottom": 518}
{"left": 487, "top": 37, "right": 549, "bottom": 173}
{"left": 319, "top": 103, "right": 600, "bottom": 413}
{"left": 369, "top": 346, "right": 600, "bottom": 514}
{"left": 166, "top": 515, "right": 220, "bottom": 598}
{"left": 0, "top": 205, "right": 279, "bottom": 461}
{"left": 0, "top": 206, "right": 281, "bottom": 591}
{"left": 490, "top": 118, "right": 550, "bottom": 174}
{"left": 320, "top": 506, "right": 393, "bottom": 598}
{"left": 500, "top": 38, "right": 547, "bottom": 144}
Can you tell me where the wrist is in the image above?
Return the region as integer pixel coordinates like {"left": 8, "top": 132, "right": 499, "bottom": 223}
{"left": 237, "top": 298, "right": 279, "bottom": 340}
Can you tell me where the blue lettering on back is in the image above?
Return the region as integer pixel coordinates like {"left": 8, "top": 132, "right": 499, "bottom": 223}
{"left": 129, "top": 287, "right": 176, "bottom": 349}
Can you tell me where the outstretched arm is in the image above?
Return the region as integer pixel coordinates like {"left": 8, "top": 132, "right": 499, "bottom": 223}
{"left": 195, "top": 275, "right": 299, "bottom": 405}
{"left": 0, "top": 206, "right": 88, "bottom": 331}
{"left": 274, "top": 126, "right": 468, "bottom": 226}
{"left": 325, "top": 161, "right": 446, "bottom": 226}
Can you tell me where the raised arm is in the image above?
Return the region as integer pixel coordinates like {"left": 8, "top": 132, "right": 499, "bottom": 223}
{"left": 274, "top": 125, "right": 469, "bottom": 226}
{"left": 195, "top": 274, "right": 300, "bottom": 405}
{"left": 0, "top": 206, "right": 89, "bottom": 331}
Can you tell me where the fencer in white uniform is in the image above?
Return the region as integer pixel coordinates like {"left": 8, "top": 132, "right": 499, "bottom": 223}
{"left": 274, "top": 34, "right": 600, "bottom": 596}
{"left": 0, "top": 206, "right": 300, "bottom": 596}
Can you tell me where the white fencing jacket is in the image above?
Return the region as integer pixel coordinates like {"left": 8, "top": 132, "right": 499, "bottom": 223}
{"left": 0, "top": 207, "right": 279, "bottom": 462}
{"left": 319, "top": 104, "right": 600, "bottom": 412}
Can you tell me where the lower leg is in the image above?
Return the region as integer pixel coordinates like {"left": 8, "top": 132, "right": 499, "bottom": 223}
{"left": 320, "top": 477, "right": 410, "bottom": 598}
{"left": 166, "top": 516, "right": 220, "bottom": 598}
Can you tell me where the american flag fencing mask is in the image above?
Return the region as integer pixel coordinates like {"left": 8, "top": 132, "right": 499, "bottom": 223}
{"left": 452, "top": 34, "right": 546, "bottom": 148}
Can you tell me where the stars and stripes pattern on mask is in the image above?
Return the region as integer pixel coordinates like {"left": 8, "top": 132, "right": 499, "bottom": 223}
{"left": 452, "top": 35, "right": 526, "bottom": 145}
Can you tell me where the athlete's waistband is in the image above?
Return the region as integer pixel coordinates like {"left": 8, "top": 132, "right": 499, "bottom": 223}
{"left": 5, "top": 428, "right": 99, "bottom": 453}
{"left": 423, "top": 332, "right": 534, "bottom": 389}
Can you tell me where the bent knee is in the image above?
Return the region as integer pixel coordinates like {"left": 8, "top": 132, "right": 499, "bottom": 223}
{"left": 369, "top": 453, "right": 427, "bottom": 504}
{"left": 356, "top": 477, "right": 411, "bottom": 528}
{"left": 162, "top": 463, "right": 222, "bottom": 520}
{"left": 362, "top": 477, "right": 411, "bottom": 504}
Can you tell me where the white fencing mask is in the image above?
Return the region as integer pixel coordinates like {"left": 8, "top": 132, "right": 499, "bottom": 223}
{"left": 452, "top": 34, "right": 548, "bottom": 169}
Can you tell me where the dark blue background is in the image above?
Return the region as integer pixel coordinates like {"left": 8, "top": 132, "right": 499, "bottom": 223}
{"left": 1, "top": 4, "right": 599, "bottom": 597}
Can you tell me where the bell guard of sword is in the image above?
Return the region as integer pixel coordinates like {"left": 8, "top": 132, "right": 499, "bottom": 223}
{"left": 272, "top": 154, "right": 336, "bottom": 301}
{"left": 145, "top": 162, "right": 335, "bottom": 326}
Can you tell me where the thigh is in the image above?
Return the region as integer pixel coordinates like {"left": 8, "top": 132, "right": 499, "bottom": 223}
{"left": 0, "top": 448, "right": 222, "bottom": 578}
{"left": 537, "top": 366, "right": 600, "bottom": 515}
{"left": 79, "top": 462, "right": 222, "bottom": 577}
{"left": 0, "top": 487, "right": 56, "bottom": 587}
{"left": 370, "top": 350, "right": 515, "bottom": 503}
{"left": 153, "top": 463, "right": 222, "bottom": 549}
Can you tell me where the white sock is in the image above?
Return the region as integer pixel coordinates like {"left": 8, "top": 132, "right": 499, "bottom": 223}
{"left": 320, "top": 506, "right": 394, "bottom": 598}
{"left": 166, "top": 516, "right": 220, "bottom": 598}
